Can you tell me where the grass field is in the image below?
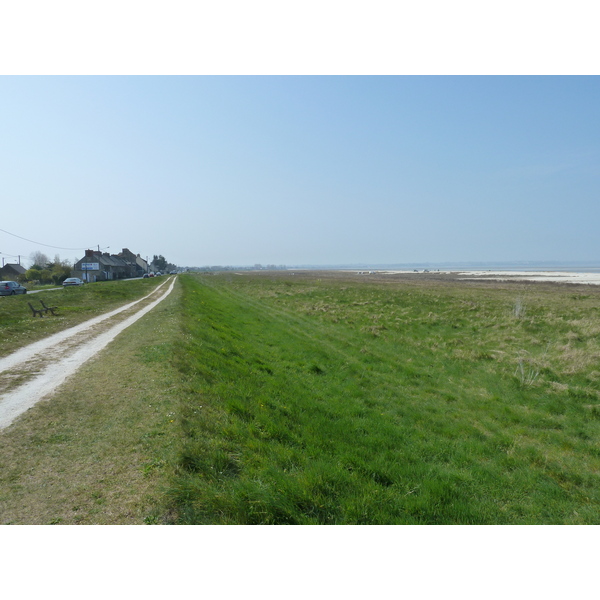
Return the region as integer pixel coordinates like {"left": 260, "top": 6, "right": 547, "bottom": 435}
{"left": 166, "top": 272, "right": 600, "bottom": 524}
{"left": 2, "top": 271, "right": 600, "bottom": 524}
{"left": 0, "top": 277, "right": 165, "bottom": 358}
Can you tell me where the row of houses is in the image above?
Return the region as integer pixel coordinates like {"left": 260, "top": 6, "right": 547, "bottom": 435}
{"left": 73, "top": 248, "right": 150, "bottom": 282}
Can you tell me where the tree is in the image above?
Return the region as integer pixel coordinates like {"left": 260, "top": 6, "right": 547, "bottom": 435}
{"left": 152, "top": 254, "right": 168, "bottom": 271}
{"left": 30, "top": 251, "right": 49, "bottom": 270}
{"left": 25, "top": 253, "right": 71, "bottom": 283}
{"left": 53, "top": 254, "right": 72, "bottom": 268}
{"left": 39, "top": 269, "right": 52, "bottom": 284}
{"left": 51, "top": 263, "right": 71, "bottom": 283}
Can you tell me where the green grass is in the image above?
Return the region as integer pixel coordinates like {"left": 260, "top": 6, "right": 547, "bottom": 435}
{"left": 3, "top": 271, "right": 600, "bottom": 524}
{"left": 0, "top": 278, "right": 165, "bottom": 358}
{"left": 0, "top": 280, "right": 181, "bottom": 524}
{"left": 166, "top": 272, "right": 600, "bottom": 524}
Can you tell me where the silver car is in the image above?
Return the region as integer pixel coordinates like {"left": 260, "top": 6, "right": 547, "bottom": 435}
{"left": 0, "top": 281, "right": 27, "bottom": 295}
{"left": 62, "top": 277, "right": 84, "bottom": 287}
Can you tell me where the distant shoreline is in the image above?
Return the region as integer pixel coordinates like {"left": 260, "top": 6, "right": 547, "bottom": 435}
{"left": 330, "top": 265, "right": 600, "bottom": 273}
{"left": 346, "top": 269, "right": 600, "bottom": 285}
{"left": 455, "top": 270, "right": 600, "bottom": 285}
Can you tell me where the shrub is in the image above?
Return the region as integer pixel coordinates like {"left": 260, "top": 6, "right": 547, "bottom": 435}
{"left": 25, "top": 268, "right": 42, "bottom": 282}
{"left": 39, "top": 269, "right": 52, "bottom": 283}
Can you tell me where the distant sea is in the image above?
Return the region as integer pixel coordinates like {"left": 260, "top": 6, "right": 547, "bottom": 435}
{"left": 300, "top": 262, "right": 600, "bottom": 273}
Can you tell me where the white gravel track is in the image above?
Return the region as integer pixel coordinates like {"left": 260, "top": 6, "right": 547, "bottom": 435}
{"left": 0, "top": 277, "right": 176, "bottom": 430}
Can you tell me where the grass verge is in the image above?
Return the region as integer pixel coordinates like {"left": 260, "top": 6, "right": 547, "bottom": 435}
{"left": 0, "top": 278, "right": 166, "bottom": 359}
{"left": 166, "top": 272, "right": 600, "bottom": 524}
{"left": 0, "top": 280, "right": 181, "bottom": 524}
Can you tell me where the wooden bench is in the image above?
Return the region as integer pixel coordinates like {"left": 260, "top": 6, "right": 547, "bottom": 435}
{"left": 28, "top": 300, "right": 59, "bottom": 317}
{"left": 40, "top": 300, "right": 58, "bottom": 316}
{"left": 28, "top": 302, "right": 45, "bottom": 317}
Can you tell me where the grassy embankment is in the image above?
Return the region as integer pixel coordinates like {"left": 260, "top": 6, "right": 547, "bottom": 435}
{"left": 2, "top": 271, "right": 600, "bottom": 524}
{"left": 167, "top": 272, "right": 600, "bottom": 524}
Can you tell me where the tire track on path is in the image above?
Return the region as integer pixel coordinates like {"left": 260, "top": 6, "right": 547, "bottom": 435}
{"left": 0, "top": 277, "right": 177, "bottom": 430}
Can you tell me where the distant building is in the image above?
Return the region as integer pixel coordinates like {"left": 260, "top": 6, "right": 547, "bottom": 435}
{"left": 0, "top": 263, "right": 26, "bottom": 279}
{"left": 118, "top": 248, "right": 148, "bottom": 277}
{"left": 73, "top": 250, "right": 133, "bottom": 282}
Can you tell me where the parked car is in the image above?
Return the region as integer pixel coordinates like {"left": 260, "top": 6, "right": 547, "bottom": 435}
{"left": 142, "top": 273, "right": 149, "bottom": 278}
{"left": 62, "top": 277, "right": 84, "bottom": 287}
{"left": 148, "top": 272, "right": 155, "bottom": 277}
{"left": 0, "top": 281, "right": 27, "bottom": 295}
{"left": 155, "top": 272, "right": 162, "bottom": 276}
{"left": 170, "top": 270, "right": 177, "bottom": 275}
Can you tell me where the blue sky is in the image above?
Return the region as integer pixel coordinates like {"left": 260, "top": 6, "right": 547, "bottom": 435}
{"left": 1, "top": 76, "right": 599, "bottom": 268}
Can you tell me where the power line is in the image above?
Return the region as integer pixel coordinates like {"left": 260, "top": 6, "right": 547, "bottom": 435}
{"left": 0, "top": 227, "right": 90, "bottom": 251}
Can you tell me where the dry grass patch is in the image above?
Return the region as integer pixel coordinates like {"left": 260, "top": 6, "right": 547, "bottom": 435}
{"left": 0, "top": 283, "right": 182, "bottom": 524}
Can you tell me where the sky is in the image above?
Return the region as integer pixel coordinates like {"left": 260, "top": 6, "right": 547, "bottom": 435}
{"left": 1, "top": 75, "right": 600, "bottom": 268}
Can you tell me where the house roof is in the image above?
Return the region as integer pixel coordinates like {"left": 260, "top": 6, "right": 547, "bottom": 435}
{"left": 1, "top": 263, "right": 26, "bottom": 275}
{"left": 76, "top": 252, "right": 130, "bottom": 268}
{"left": 100, "top": 254, "right": 128, "bottom": 267}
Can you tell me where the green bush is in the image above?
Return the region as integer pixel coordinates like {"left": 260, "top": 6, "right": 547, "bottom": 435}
{"left": 25, "top": 268, "right": 42, "bottom": 282}
{"left": 23, "top": 265, "right": 70, "bottom": 284}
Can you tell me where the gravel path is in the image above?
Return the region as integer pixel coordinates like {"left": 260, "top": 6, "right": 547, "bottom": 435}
{"left": 0, "top": 277, "right": 176, "bottom": 430}
{"left": 28, "top": 287, "right": 62, "bottom": 294}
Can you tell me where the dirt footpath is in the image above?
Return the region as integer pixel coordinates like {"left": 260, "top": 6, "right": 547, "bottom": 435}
{"left": 0, "top": 277, "right": 176, "bottom": 430}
